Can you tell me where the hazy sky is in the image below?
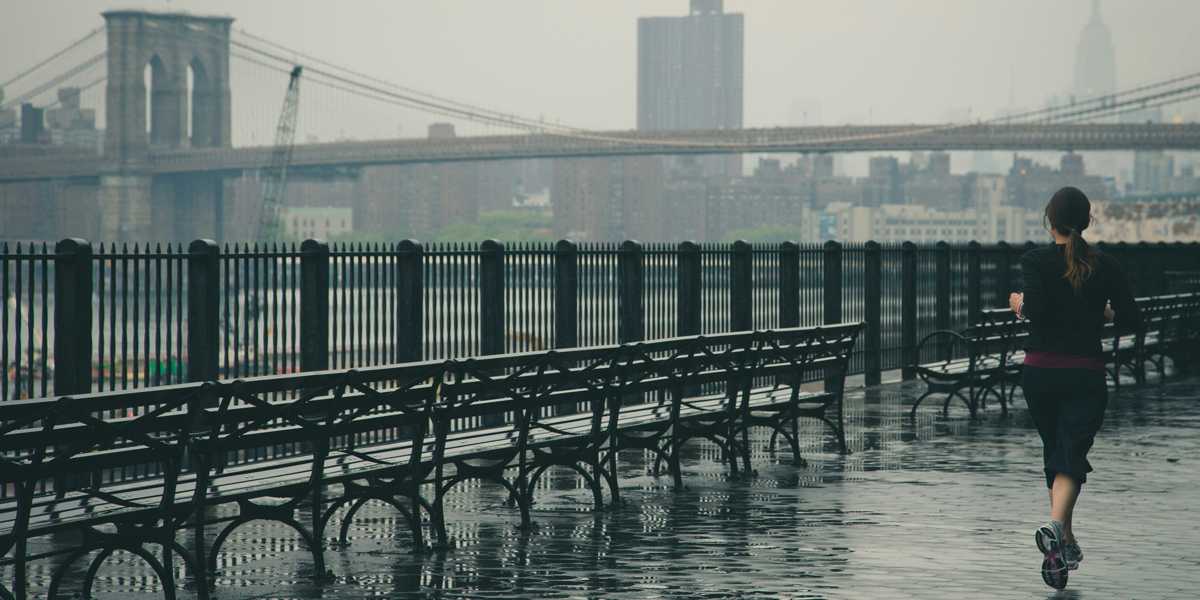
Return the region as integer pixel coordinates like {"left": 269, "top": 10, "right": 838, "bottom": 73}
{"left": 3, "top": 0, "right": 1199, "bottom": 145}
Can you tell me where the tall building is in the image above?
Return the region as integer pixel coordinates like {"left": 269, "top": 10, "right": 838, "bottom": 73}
{"left": 1133, "top": 151, "right": 1175, "bottom": 194}
{"left": 0, "top": 86, "right": 16, "bottom": 145}
{"left": 551, "top": 157, "right": 665, "bottom": 241}
{"left": 637, "top": 0, "right": 744, "bottom": 176}
{"left": 1072, "top": 0, "right": 1119, "bottom": 180}
{"left": 1074, "top": 0, "right": 1116, "bottom": 103}
{"left": 863, "top": 156, "right": 902, "bottom": 206}
{"left": 45, "top": 87, "right": 101, "bottom": 151}
{"left": 1007, "top": 153, "right": 1111, "bottom": 210}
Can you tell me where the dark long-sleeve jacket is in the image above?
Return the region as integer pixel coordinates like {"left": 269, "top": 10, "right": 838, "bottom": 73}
{"left": 1019, "top": 244, "right": 1143, "bottom": 357}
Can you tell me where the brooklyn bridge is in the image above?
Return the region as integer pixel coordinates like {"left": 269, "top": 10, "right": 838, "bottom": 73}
{"left": 2, "top": 10, "right": 1200, "bottom": 240}
{"left": 2, "top": 5, "right": 1200, "bottom": 600}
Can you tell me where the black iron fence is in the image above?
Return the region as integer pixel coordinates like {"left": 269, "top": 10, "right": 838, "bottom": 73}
{"left": 3, "top": 238, "right": 1198, "bottom": 401}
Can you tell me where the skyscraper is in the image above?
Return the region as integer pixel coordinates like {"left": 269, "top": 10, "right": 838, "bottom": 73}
{"left": 637, "top": 0, "right": 744, "bottom": 176}
{"left": 1072, "top": 0, "right": 1118, "bottom": 180}
{"left": 1074, "top": 0, "right": 1116, "bottom": 103}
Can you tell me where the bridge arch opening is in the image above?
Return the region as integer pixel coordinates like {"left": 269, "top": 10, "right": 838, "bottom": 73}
{"left": 143, "top": 54, "right": 169, "bottom": 146}
{"left": 186, "top": 62, "right": 195, "bottom": 145}
{"left": 188, "top": 58, "right": 213, "bottom": 148}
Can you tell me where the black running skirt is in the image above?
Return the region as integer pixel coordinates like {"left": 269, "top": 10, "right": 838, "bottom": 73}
{"left": 1021, "top": 366, "right": 1108, "bottom": 489}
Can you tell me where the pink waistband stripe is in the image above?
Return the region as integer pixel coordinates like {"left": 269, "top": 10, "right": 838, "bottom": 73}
{"left": 1023, "top": 351, "right": 1105, "bottom": 372}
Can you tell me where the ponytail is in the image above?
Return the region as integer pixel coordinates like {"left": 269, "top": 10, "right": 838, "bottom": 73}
{"left": 1061, "top": 227, "right": 1095, "bottom": 292}
{"left": 1045, "top": 187, "right": 1096, "bottom": 293}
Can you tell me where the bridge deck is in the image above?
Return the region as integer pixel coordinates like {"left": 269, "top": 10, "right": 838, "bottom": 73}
{"left": 3, "top": 123, "right": 1199, "bottom": 183}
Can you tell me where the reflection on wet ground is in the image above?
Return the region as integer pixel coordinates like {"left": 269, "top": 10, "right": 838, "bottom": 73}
{"left": 15, "top": 375, "right": 1200, "bottom": 598}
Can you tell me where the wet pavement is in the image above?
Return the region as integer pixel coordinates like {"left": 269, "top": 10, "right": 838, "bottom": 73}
{"left": 14, "top": 373, "right": 1200, "bottom": 599}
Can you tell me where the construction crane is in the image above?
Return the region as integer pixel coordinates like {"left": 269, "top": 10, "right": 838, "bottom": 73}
{"left": 255, "top": 65, "right": 302, "bottom": 241}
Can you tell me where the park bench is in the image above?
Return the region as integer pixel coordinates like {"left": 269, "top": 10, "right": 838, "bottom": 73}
{"left": 0, "top": 322, "right": 860, "bottom": 600}
{"left": 909, "top": 293, "right": 1200, "bottom": 419}
{"left": 1129, "top": 293, "right": 1200, "bottom": 379}
{"left": 909, "top": 312, "right": 1021, "bottom": 418}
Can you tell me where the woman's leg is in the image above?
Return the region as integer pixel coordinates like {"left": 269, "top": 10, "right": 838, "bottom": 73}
{"left": 1050, "top": 473, "right": 1080, "bottom": 543}
{"left": 1051, "top": 370, "right": 1107, "bottom": 545}
{"left": 1022, "top": 366, "right": 1061, "bottom": 493}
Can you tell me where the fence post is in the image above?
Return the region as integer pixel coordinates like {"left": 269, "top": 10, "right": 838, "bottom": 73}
{"left": 901, "top": 241, "right": 917, "bottom": 380}
{"left": 554, "top": 240, "right": 578, "bottom": 349}
{"left": 731, "top": 240, "right": 753, "bottom": 332}
{"left": 823, "top": 241, "right": 842, "bottom": 326}
{"left": 396, "top": 240, "right": 423, "bottom": 364}
{"left": 478, "top": 240, "right": 506, "bottom": 427}
{"left": 779, "top": 242, "right": 800, "bottom": 330}
{"left": 618, "top": 240, "right": 644, "bottom": 344}
{"left": 823, "top": 240, "right": 842, "bottom": 391}
{"left": 864, "top": 241, "right": 882, "bottom": 386}
{"left": 678, "top": 241, "right": 702, "bottom": 336}
{"left": 480, "top": 239, "right": 506, "bottom": 356}
{"left": 186, "top": 239, "right": 220, "bottom": 382}
{"left": 935, "top": 241, "right": 951, "bottom": 360}
{"left": 553, "top": 240, "right": 579, "bottom": 415}
{"left": 299, "top": 239, "right": 330, "bottom": 373}
{"left": 967, "top": 241, "right": 981, "bottom": 324}
{"left": 996, "top": 241, "right": 1012, "bottom": 308}
{"left": 1155, "top": 242, "right": 1169, "bottom": 295}
{"left": 51, "top": 239, "right": 92, "bottom": 494}
{"left": 53, "top": 238, "right": 92, "bottom": 395}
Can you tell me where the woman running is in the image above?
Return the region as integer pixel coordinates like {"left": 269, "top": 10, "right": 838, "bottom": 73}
{"left": 1008, "top": 186, "right": 1142, "bottom": 590}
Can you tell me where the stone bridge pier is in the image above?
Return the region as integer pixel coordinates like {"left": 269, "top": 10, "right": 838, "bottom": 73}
{"left": 99, "top": 10, "right": 233, "bottom": 241}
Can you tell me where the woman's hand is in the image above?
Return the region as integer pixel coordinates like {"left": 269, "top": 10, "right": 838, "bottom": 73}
{"left": 1009, "top": 292, "right": 1024, "bottom": 316}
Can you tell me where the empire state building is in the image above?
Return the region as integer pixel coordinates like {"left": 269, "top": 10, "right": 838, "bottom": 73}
{"left": 1074, "top": 0, "right": 1116, "bottom": 102}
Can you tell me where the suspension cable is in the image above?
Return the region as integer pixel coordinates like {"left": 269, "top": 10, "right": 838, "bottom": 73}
{"left": 1052, "top": 90, "right": 1200, "bottom": 125}
{"left": 995, "top": 70, "right": 1200, "bottom": 124}
{"left": 0, "top": 26, "right": 104, "bottom": 90}
{"left": 231, "top": 51, "right": 519, "bottom": 129}
{"left": 0, "top": 52, "right": 106, "bottom": 110}
{"left": 232, "top": 40, "right": 568, "bottom": 135}
{"left": 236, "top": 28, "right": 581, "bottom": 132}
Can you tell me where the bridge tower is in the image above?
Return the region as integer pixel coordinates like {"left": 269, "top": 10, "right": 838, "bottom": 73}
{"left": 102, "top": 10, "right": 233, "bottom": 159}
{"left": 99, "top": 11, "right": 234, "bottom": 240}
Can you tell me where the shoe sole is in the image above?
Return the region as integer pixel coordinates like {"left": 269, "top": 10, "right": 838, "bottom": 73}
{"left": 1036, "top": 526, "right": 1069, "bottom": 590}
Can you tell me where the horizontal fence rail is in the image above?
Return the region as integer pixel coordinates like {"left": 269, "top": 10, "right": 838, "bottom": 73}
{"left": 2, "top": 238, "right": 1198, "bottom": 402}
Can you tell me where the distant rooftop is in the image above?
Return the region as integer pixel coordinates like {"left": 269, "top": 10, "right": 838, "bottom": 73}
{"left": 690, "top": 0, "right": 724, "bottom": 15}
{"left": 101, "top": 9, "right": 234, "bottom": 24}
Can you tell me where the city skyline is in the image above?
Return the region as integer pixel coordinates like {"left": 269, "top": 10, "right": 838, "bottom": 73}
{"left": 4, "top": 0, "right": 1200, "bottom": 140}
{"left": 2, "top": 1, "right": 1199, "bottom": 244}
